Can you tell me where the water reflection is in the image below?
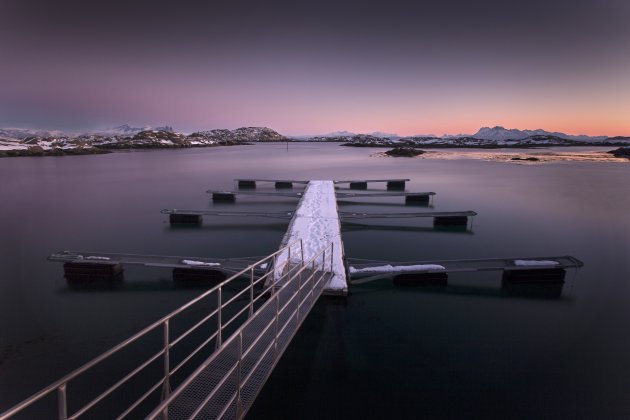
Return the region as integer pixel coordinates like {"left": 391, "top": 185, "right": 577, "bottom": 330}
{"left": 342, "top": 222, "right": 474, "bottom": 234}
{"left": 357, "top": 278, "right": 569, "bottom": 301}
{"left": 373, "top": 148, "right": 630, "bottom": 164}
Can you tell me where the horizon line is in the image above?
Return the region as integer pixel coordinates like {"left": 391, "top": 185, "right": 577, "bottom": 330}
{"left": 1, "top": 123, "right": 628, "bottom": 138}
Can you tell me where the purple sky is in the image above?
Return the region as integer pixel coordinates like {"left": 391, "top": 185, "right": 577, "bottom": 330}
{"left": 1, "top": 0, "right": 629, "bottom": 136}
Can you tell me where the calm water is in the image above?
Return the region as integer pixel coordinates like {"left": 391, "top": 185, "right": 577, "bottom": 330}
{"left": 1, "top": 143, "right": 629, "bottom": 418}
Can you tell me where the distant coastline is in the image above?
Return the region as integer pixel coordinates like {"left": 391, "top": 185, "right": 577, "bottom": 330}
{"left": 1, "top": 125, "right": 629, "bottom": 158}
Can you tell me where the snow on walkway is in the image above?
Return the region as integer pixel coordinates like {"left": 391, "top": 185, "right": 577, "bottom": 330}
{"left": 273, "top": 180, "right": 347, "bottom": 295}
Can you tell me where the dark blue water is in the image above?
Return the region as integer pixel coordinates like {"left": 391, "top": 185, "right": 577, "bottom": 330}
{"left": 1, "top": 144, "right": 629, "bottom": 418}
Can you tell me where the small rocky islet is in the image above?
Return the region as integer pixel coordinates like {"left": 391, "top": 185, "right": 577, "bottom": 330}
{"left": 607, "top": 147, "right": 630, "bottom": 159}
{"left": 384, "top": 147, "right": 425, "bottom": 157}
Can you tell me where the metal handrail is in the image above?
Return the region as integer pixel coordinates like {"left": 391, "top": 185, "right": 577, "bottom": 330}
{"left": 0, "top": 239, "right": 307, "bottom": 420}
{"left": 146, "top": 241, "right": 334, "bottom": 419}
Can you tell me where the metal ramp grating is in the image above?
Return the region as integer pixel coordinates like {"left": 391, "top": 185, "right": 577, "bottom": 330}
{"left": 150, "top": 246, "right": 334, "bottom": 420}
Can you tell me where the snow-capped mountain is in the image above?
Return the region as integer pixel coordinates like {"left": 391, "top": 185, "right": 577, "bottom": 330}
{"left": 90, "top": 124, "right": 152, "bottom": 136}
{"left": 472, "top": 126, "right": 608, "bottom": 142}
{"left": 300, "top": 130, "right": 402, "bottom": 139}
{"left": 0, "top": 125, "right": 290, "bottom": 156}
{"left": 366, "top": 131, "right": 402, "bottom": 139}
{"left": 0, "top": 128, "right": 70, "bottom": 139}
{"left": 190, "top": 127, "right": 287, "bottom": 142}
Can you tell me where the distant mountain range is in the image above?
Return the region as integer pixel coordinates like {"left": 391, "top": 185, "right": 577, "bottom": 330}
{"left": 0, "top": 126, "right": 289, "bottom": 157}
{"left": 94, "top": 124, "right": 175, "bottom": 136}
{"left": 471, "top": 126, "right": 608, "bottom": 142}
{"left": 1, "top": 124, "right": 628, "bottom": 157}
{"left": 299, "top": 126, "right": 613, "bottom": 142}
{"left": 297, "top": 131, "right": 407, "bottom": 140}
{"left": 0, "top": 124, "right": 620, "bottom": 142}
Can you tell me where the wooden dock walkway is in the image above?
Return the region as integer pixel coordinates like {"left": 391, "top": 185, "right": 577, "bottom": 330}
{"left": 271, "top": 180, "right": 348, "bottom": 296}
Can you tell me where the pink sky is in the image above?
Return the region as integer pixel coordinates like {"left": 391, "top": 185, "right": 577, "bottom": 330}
{"left": 1, "top": 1, "right": 629, "bottom": 137}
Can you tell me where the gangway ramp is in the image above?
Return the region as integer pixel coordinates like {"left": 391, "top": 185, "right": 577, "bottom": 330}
{"left": 1, "top": 241, "right": 334, "bottom": 420}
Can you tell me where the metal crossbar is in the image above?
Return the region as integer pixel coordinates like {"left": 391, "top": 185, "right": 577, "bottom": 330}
{"left": 0, "top": 239, "right": 333, "bottom": 420}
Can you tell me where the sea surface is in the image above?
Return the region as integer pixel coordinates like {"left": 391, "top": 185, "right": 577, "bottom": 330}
{"left": 1, "top": 143, "right": 629, "bottom": 419}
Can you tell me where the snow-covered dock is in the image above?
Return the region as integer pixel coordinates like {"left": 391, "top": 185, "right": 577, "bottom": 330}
{"left": 161, "top": 209, "right": 294, "bottom": 223}
{"left": 272, "top": 180, "right": 348, "bottom": 296}
{"left": 335, "top": 191, "right": 435, "bottom": 198}
{"left": 205, "top": 189, "right": 436, "bottom": 203}
{"left": 206, "top": 189, "right": 304, "bottom": 200}
{"left": 340, "top": 210, "right": 476, "bottom": 219}
{"left": 235, "top": 178, "right": 309, "bottom": 189}
{"left": 235, "top": 178, "right": 309, "bottom": 185}
{"left": 48, "top": 250, "right": 262, "bottom": 276}
{"left": 334, "top": 178, "right": 410, "bottom": 184}
{"left": 349, "top": 255, "right": 584, "bottom": 284}
{"left": 334, "top": 178, "right": 410, "bottom": 190}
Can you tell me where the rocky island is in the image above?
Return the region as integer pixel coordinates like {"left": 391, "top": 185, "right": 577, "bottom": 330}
{"left": 384, "top": 147, "right": 425, "bottom": 157}
{"left": 0, "top": 126, "right": 289, "bottom": 157}
{"left": 608, "top": 147, "right": 630, "bottom": 159}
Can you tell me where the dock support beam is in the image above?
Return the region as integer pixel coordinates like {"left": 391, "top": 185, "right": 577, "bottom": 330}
{"left": 275, "top": 181, "right": 293, "bottom": 189}
{"left": 434, "top": 216, "right": 469, "bottom": 227}
{"left": 405, "top": 194, "right": 430, "bottom": 205}
{"left": 63, "top": 262, "right": 124, "bottom": 283}
{"left": 502, "top": 268, "right": 566, "bottom": 284}
{"left": 212, "top": 192, "right": 236, "bottom": 202}
{"left": 169, "top": 214, "right": 203, "bottom": 225}
{"left": 238, "top": 180, "right": 256, "bottom": 189}
{"left": 387, "top": 180, "right": 406, "bottom": 190}
{"left": 349, "top": 181, "right": 368, "bottom": 190}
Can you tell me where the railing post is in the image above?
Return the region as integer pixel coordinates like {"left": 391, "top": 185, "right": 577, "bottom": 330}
{"left": 330, "top": 242, "right": 334, "bottom": 272}
{"left": 236, "top": 332, "right": 244, "bottom": 418}
{"left": 161, "top": 320, "right": 171, "bottom": 419}
{"left": 57, "top": 384, "right": 67, "bottom": 420}
{"left": 272, "top": 254, "right": 277, "bottom": 294}
{"left": 296, "top": 265, "right": 302, "bottom": 322}
{"left": 216, "top": 287, "right": 222, "bottom": 349}
{"left": 249, "top": 267, "right": 254, "bottom": 317}
{"left": 300, "top": 239, "right": 304, "bottom": 266}
{"left": 274, "top": 294, "right": 279, "bottom": 359}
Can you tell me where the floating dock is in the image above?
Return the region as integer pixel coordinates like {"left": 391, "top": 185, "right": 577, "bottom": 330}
{"left": 235, "top": 178, "right": 309, "bottom": 189}
{"left": 206, "top": 190, "right": 303, "bottom": 201}
{"left": 207, "top": 189, "right": 435, "bottom": 204}
{"left": 340, "top": 210, "right": 476, "bottom": 227}
{"left": 48, "top": 250, "right": 263, "bottom": 282}
{"left": 161, "top": 209, "right": 294, "bottom": 224}
{"left": 271, "top": 180, "right": 348, "bottom": 296}
{"left": 334, "top": 178, "right": 410, "bottom": 190}
{"left": 349, "top": 255, "right": 584, "bottom": 285}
